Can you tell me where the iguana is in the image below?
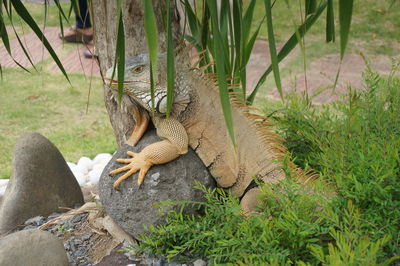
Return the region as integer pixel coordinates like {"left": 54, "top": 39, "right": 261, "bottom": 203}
{"left": 105, "top": 52, "right": 306, "bottom": 212}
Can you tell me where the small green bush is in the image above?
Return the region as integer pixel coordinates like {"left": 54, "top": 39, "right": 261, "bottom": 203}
{"left": 139, "top": 181, "right": 332, "bottom": 264}
{"left": 137, "top": 68, "right": 400, "bottom": 264}
{"left": 273, "top": 67, "right": 400, "bottom": 259}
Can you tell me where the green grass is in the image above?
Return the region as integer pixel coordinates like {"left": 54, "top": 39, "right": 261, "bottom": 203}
{"left": 0, "top": 2, "right": 116, "bottom": 179}
{"left": 0, "top": 68, "right": 116, "bottom": 179}
{"left": 3, "top": 2, "right": 73, "bottom": 28}
{"left": 135, "top": 69, "right": 400, "bottom": 264}
{"left": 253, "top": 0, "right": 400, "bottom": 55}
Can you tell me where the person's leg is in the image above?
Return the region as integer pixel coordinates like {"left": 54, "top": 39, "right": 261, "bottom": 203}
{"left": 60, "top": 0, "right": 93, "bottom": 43}
{"left": 75, "top": 0, "right": 92, "bottom": 29}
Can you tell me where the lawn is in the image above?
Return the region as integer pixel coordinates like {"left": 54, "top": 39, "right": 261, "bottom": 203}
{"left": 0, "top": 2, "right": 117, "bottom": 179}
{"left": 0, "top": 68, "right": 116, "bottom": 179}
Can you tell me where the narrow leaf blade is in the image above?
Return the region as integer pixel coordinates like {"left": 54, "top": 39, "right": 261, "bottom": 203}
{"left": 144, "top": 0, "right": 158, "bottom": 114}
{"left": 305, "top": 0, "right": 317, "bottom": 15}
{"left": 207, "top": 0, "right": 236, "bottom": 147}
{"left": 116, "top": 9, "right": 125, "bottom": 103}
{"left": 264, "top": 0, "right": 283, "bottom": 100}
{"left": 242, "top": 0, "right": 256, "bottom": 44}
{"left": 53, "top": 0, "right": 70, "bottom": 22}
{"left": 326, "top": 0, "right": 335, "bottom": 42}
{"left": 184, "top": 0, "right": 200, "bottom": 40}
{"left": 339, "top": 0, "right": 354, "bottom": 59}
{"left": 166, "top": 0, "right": 175, "bottom": 118}
{"left": 247, "top": 1, "right": 327, "bottom": 104}
{"left": 0, "top": 13, "right": 11, "bottom": 54}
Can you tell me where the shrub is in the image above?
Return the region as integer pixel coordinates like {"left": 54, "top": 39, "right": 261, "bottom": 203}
{"left": 137, "top": 68, "right": 400, "bottom": 264}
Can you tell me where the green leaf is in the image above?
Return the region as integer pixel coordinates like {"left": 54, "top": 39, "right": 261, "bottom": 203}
{"left": 219, "top": 1, "right": 231, "bottom": 73}
{"left": 115, "top": 8, "right": 125, "bottom": 103}
{"left": 43, "top": 0, "right": 48, "bottom": 27}
{"left": 200, "top": 2, "right": 210, "bottom": 51}
{"left": 243, "top": 17, "right": 264, "bottom": 66}
{"left": 166, "top": 0, "right": 174, "bottom": 118}
{"left": 242, "top": 0, "right": 256, "bottom": 45}
{"left": 53, "top": 0, "right": 70, "bottom": 22}
{"left": 232, "top": 0, "right": 242, "bottom": 73}
{"left": 339, "top": 0, "right": 353, "bottom": 60}
{"left": 264, "top": 0, "right": 283, "bottom": 100}
{"left": 0, "top": 9, "right": 11, "bottom": 54}
{"left": 200, "top": 3, "right": 212, "bottom": 71}
{"left": 247, "top": 1, "right": 327, "bottom": 104}
{"left": 2, "top": 3, "right": 34, "bottom": 71}
{"left": 326, "top": 0, "right": 335, "bottom": 42}
{"left": 184, "top": 0, "right": 200, "bottom": 40}
{"left": 10, "top": 0, "right": 70, "bottom": 82}
{"left": 183, "top": 34, "right": 202, "bottom": 51}
{"left": 207, "top": 0, "right": 236, "bottom": 147}
{"left": 305, "top": 0, "right": 317, "bottom": 15}
{"left": 10, "top": 24, "right": 36, "bottom": 71}
{"left": 241, "top": 0, "right": 258, "bottom": 95}
{"left": 68, "top": 0, "right": 76, "bottom": 19}
{"left": 333, "top": 0, "right": 354, "bottom": 89}
{"left": 58, "top": 12, "right": 64, "bottom": 41}
{"left": 226, "top": 3, "right": 235, "bottom": 77}
{"left": 144, "top": 0, "right": 158, "bottom": 114}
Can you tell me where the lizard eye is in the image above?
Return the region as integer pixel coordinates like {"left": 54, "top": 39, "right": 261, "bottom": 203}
{"left": 132, "top": 65, "right": 144, "bottom": 74}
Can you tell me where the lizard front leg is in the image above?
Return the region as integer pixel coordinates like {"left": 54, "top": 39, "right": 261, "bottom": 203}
{"left": 110, "top": 116, "right": 188, "bottom": 188}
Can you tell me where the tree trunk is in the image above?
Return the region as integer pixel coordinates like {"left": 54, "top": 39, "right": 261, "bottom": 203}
{"left": 92, "top": 0, "right": 181, "bottom": 147}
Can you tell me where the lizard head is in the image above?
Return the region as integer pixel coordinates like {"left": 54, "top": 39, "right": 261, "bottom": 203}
{"left": 105, "top": 54, "right": 167, "bottom": 113}
{"left": 105, "top": 53, "right": 191, "bottom": 116}
{"left": 105, "top": 54, "right": 151, "bottom": 91}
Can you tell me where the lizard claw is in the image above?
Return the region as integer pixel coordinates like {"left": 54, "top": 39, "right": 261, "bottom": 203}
{"left": 110, "top": 151, "right": 152, "bottom": 189}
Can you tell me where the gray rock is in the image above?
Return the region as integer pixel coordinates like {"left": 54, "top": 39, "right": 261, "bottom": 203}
{"left": 0, "top": 132, "right": 84, "bottom": 234}
{"left": 99, "top": 129, "right": 214, "bottom": 237}
{"left": 0, "top": 229, "right": 69, "bottom": 266}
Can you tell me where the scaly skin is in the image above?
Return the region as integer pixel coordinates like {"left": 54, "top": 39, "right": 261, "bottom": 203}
{"left": 106, "top": 52, "right": 293, "bottom": 212}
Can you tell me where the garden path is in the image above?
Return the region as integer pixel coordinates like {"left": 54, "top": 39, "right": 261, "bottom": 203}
{"left": 0, "top": 28, "right": 394, "bottom": 104}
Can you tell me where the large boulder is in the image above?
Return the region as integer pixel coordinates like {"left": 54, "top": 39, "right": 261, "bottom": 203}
{"left": 0, "top": 229, "right": 69, "bottom": 266}
{"left": 99, "top": 129, "right": 214, "bottom": 237}
{"left": 0, "top": 133, "right": 84, "bottom": 234}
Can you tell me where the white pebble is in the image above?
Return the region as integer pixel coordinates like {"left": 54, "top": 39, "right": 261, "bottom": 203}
{"left": 74, "top": 164, "right": 89, "bottom": 175}
{"left": 73, "top": 171, "right": 89, "bottom": 186}
{"left": 67, "top": 162, "right": 77, "bottom": 168}
{"left": 67, "top": 162, "right": 77, "bottom": 172}
{"left": 0, "top": 179, "right": 9, "bottom": 196}
{"left": 93, "top": 153, "right": 112, "bottom": 165}
{"left": 0, "top": 179, "right": 9, "bottom": 187}
{"left": 92, "top": 163, "right": 106, "bottom": 173}
{"left": 77, "top": 156, "right": 94, "bottom": 172}
{"left": 87, "top": 169, "right": 103, "bottom": 185}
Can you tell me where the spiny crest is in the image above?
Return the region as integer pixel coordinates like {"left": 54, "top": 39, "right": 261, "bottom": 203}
{"left": 182, "top": 49, "right": 318, "bottom": 185}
